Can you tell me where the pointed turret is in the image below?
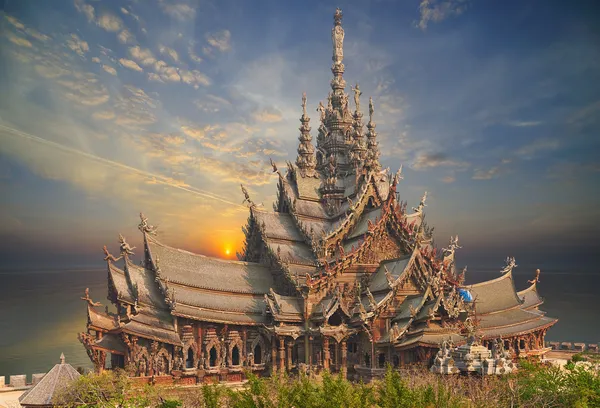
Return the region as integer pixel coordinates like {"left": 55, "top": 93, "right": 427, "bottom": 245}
{"left": 318, "top": 8, "right": 354, "bottom": 173}
{"left": 350, "top": 83, "right": 367, "bottom": 174}
{"left": 364, "top": 97, "right": 381, "bottom": 172}
{"left": 296, "top": 92, "right": 317, "bottom": 177}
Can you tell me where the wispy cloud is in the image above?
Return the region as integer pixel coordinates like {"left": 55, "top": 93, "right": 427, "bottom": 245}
{"left": 205, "top": 30, "right": 232, "bottom": 52}
{"left": 411, "top": 152, "right": 469, "bottom": 170}
{"left": 119, "top": 58, "right": 143, "bottom": 72}
{"left": 416, "top": 0, "right": 469, "bottom": 30}
{"left": 97, "top": 13, "right": 123, "bottom": 32}
{"left": 66, "top": 34, "right": 89, "bottom": 57}
{"left": 159, "top": 0, "right": 197, "bottom": 21}
{"left": 516, "top": 138, "right": 559, "bottom": 159}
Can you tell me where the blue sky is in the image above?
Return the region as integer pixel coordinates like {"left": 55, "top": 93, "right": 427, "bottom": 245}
{"left": 0, "top": 0, "right": 599, "bottom": 270}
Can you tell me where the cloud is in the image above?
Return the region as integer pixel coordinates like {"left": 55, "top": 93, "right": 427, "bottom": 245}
{"left": 112, "top": 85, "right": 159, "bottom": 127}
{"left": 181, "top": 125, "right": 207, "bottom": 140}
{"left": 91, "top": 57, "right": 100, "bottom": 63}
{"left": 515, "top": 138, "right": 559, "bottom": 159}
{"left": 119, "top": 58, "right": 143, "bottom": 72}
{"left": 188, "top": 42, "right": 203, "bottom": 63}
{"left": 5, "top": 15, "right": 25, "bottom": 30}
{"left": 205, "top": 30, "right": 231, "bottom": 52}
{"left": 102, "top": 65, "right": 117, "bottom": 75}
{"left": 194, "top": 94, "right": 231, "bottom": 112}
{"left": 92, "top": 110, "right": 116, "bottom": 120}
{"left": 159, "top": 45, "right": 179, "bottom": 62}
{"left": 416, "top": 0, "right": 469, "bottom": 30}
{"left": 97, "top": 13, "right": 123, "bottom": 32}
{"left": 252, "top": 108, "right": 283, "bottom": 123}
{"left": 66, "top": 33, "right": 89, "bottom": 57}
{"left": 506, "top": 120, "right": 542, "bottom": 127}
{"left": 129, "top": 46, "right": 157, "bottom": 66}
{"left": 411, "top": 152, "right": 469, "bottom": 170}
{"left": 442, "top": 175, "right": 456, "bottom": 183}
{"left": 159, "top": 0, "right": 196, "bottom": 20}
{"left": 7, "top": 32, "right": 33, "bottom": 48}
{"left": 117, "top": 29, "right": 135, "bottom": 44}
{"left": 74, "top": 0, "right": 95, "bottom": 23}
{"left": 472, "top": 166, "right": 501, "bottom": 180}
{"left": 56, "top": 75, "right": 110, "bottom": 106}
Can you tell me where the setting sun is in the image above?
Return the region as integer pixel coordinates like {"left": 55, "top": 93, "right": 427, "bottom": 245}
{"left": 225, "top": 248, "right": 231, "bottom": 256}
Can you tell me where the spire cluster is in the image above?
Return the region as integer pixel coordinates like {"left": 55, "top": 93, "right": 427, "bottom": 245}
{"left": 296, "top": 93, "right": 317, "bottom": 177}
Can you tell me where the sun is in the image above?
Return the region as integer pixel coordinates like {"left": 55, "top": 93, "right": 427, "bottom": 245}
{"left": 225, "top": 248, "right": 231, "bottom": 256}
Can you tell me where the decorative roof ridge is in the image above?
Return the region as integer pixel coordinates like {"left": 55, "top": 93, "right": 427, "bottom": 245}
{"left": 173, "top": 301, "right": 265, "bottom": 315}
{"left": 480, "top": 313, "right": 548, "bottom": 331}
{"left": 120, "top": 325, "right": 182, "bottom": 345}
{"left": 146, "top": 234, "right": 271, "bottom": 268}
{"left": 517, "top": 281, "right": 538, "bottom": 295}
{"left": 125, "top": 316, "right": 176, "bottom": 331}
{"left": 466, "top": 269, "right": 514, "bottom": 288}
{"left": 165, "top": 278, "right": 268, "bottom": 296}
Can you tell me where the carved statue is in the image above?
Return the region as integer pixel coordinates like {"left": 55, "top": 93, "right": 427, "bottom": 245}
{"left": 412, "top": 191, "right": 428, "bottom": 213}
{"left": 138, "top": 212, "right": 157, "bottom": 235}
{"left": 327, "top": 92, "right": 333, "bottom": 111}
{"left": 103, "top": 245, "right": 122, "bottom": 263}
{"left": 317, "top": 101, "right": 326, "bottom": 122}
{"left": 332, "top": 8, "right": 344, "bottom": 63}
{"left": 351, "top": 83, "right": 362, "bottom": 111}
{"left": 240, "top": 184, "right": 256, "bottom": 208}
{"left": 301, "top": 92, "right": 307, "bottom": 116}
{"left": 500, "top": 257, "right": 517, "bottom": 274}
{"left": 81, "top": 288, "right": 102, "bottom": 307}
{"left": 528, "top": 268, "right": 541, "bottom": 284}
{"left": 118, "top": 234, "right": 136, "bottom": 257}
{"left": 340, "top": 93, "right": 349, "bottom": 111}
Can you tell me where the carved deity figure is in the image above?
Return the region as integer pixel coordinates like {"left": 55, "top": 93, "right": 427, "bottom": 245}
{"left": 118, "top": 234, "right": 136, "bottom": 257}
{"left": 317, "top": 101, "right": 326, "bottom": 122}
{"left": 301, "top": 92, "right": 307, "bottom": 116}
{"left": 81, "top": 288, "right": 102, "bottom": 307}
{"left": 351, "top": 83, "right": 362, "bottom": 111}
{"left": 332, "top": 8, "right": 344, "bottom": 63}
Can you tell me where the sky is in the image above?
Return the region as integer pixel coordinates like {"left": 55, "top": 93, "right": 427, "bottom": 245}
{"left": 0, "top": 0, "right": 599, "bottom": 271}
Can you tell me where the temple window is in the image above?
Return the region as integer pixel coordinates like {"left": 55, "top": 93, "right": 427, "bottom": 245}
{"left": 519, "top": 339, "right": 526, "bottom": 349}
{"left": 504, "top": 340, "right": 510, "bottom": 350}
{"left": 328, "top": 310, "right": 343, "bottom": 326}
{"left": 364, "top": 353, "right": 371, "bottom": 367}
{"left": 378, "top": 353, "right": 386, "bottom": 368}
{"left": 186, "top": 348, "right": 194, "bottom": 369}
{"left": 393, "top": 354, "right": 400, "bottom": 368}
{"left": 209, "top": 346, "right": 218, "bottom": 367}
{"left": 254, "top": 344, "right": 262, "bottom": 364}
{"left": 231, "top": 345, "right": 240, "bottom": 366}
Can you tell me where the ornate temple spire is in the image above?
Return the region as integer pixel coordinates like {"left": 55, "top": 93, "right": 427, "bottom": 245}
{"left": 296, "top": 92, "right": 317, "bottom": 177}
{"left": 349, "top": 83, "right": 366, "bottom": 172}
{"left": 364, "top": 97, "right": 381, "bottom": 172}
{"left": 330, "top": 7, "right": 347, "bottom": 115}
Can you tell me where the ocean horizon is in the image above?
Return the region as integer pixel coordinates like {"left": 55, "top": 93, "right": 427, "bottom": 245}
{"left": 1, "top": 264, "right": 598, "bottom": 380}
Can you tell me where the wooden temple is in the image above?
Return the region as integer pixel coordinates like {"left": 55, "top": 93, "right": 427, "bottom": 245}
{"left": 79, "top": 8, "right": 557, "bottom": 383}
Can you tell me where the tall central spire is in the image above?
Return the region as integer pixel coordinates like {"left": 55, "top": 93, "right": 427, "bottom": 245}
{"left": 330, "top": 7, "right": 347, "bottom": 115}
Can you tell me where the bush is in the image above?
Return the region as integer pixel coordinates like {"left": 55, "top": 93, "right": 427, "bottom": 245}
{"left": 55, "top": 363, "right": 600, "bottom": 408}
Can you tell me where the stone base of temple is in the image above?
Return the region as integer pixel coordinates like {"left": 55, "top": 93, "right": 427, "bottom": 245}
{"left": 352, "top": 366, "right": 386, "bottom": 383}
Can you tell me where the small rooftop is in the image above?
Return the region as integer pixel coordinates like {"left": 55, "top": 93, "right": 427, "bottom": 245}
{"left": 19, "top": 353, "right": 80, "bottom": 407}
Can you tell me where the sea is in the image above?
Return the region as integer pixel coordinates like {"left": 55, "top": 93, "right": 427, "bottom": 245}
{"left": 0, "top": 265, "right": 598, "bottom": 381}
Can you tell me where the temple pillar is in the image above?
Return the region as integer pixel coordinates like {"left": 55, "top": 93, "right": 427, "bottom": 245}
{"left": 287, "top": 340, "right": 293, "bottom": 371}
{"left": 323, "top": 337, "right": 330, "bottom": 371}
{"left": 341, "top": 341, "right": 348, "bottom": 378}
{"left": 272, "top": 339, "right": 278, "bottom": 374}
{"left": 279, "top": 337, "right": 286, "bottom": 372}
{"left": 243, "top": 328, "right": 248, "bottom": 367}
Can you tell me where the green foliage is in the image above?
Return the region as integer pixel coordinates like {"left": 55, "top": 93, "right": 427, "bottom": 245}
{"left": 572, "top": 353, "right": 586, "bottom": 363}
{"left": 55, "top": 363, "right": 600, "bottom": 408}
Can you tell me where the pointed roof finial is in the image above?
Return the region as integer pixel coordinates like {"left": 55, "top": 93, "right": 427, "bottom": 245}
{"left": 302, "top": 92, "right": 307, "bottom": 117}
{"left": 334, "top": 7, "right": 343, "bottom": 26}
{"left": 60, "top": 352, "right": 65, "bottom": 364}
{"left": 296, "top": 93, "right": 317, "bottom": 177}
{"left": 369, "top": 97, "right": 374, "bottom": 121}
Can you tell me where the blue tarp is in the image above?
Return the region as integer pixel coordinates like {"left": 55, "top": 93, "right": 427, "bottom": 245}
{"left": 458, "top": 288, "right": 473, "bottom": 302}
